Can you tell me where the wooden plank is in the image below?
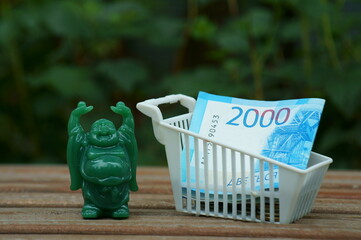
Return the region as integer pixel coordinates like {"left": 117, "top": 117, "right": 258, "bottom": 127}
{"left": 317, "top": 188, "right": 361, "bottom": 199}
{"left": 0, "top": 235, "right": 246, "bottom": 240}
{"left": 321, "top": 172, "right": 361, "bottom": 191}
{"left": 1, "top": 192, "right": 360, "bottom": 215}
{"left": 0, "top": 183, "right": 172, "bottom": 194}
{"left": 1, "top": 166, "right": 360, "bottom": 189}
{"left": 313, "top": 198, "right": 361, "bottom": 214}
{"left": 0, "top": 208, "right": 360, "bottom": 238}
{"left": 321, "top": 181, "right": 361, "bottom": 190}
{"left": 1, "top": 168, "right": 360, "bottom": 197}
{"left": 1, "top": 181, "right": 361, "bottom": 198}
{"left": 1, "top": 166, "right": 361, "bottom": 238}
{"left": 0, "top": 193, "right": 175, "bottom": 209}
{"left": 0, "top": 166, "right": 172, "bottom": 194}
{"left": 0, "top": 185, "right": 172, "bottom": 194}
{"left": 0, "top": 166, "right": 170, "bottom": 182}
{"left": 1, "top": 166, "right": 360, "bottom": 181}
{"left": 324, "top": 171, "right": 361, "bottom": 179}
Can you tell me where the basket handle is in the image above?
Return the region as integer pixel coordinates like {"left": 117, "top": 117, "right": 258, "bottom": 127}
{"left": 136, "top": 94, "right": 196, "bottom": 122}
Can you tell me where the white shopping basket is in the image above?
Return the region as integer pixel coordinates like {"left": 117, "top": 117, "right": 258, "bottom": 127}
{"left": 137, "top": 94, "right": 333, "bottom": 224}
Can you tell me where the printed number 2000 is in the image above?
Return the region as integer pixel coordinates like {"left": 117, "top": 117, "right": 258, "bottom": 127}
{"left": 226, "top": 107, "right": 290, "bottom": 128}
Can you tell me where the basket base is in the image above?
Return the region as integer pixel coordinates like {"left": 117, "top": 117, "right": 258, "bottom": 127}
{"left": 181, "top": 188, "right": 281, "bottom": 223}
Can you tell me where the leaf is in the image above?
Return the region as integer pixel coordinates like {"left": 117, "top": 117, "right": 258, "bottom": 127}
{"left": 0, "top": 19, "right": 17, "bottom": 46}
{"left": 246, "top": 8, "right": 273, "bottom": 38}
{"left": 265, "top": 60, "right": 303, "bottom": 83}
{"left": 29, "top": 65, "right": 103, "bottom": 100}
{"left": 317, "top": 122, "right": 361, "bottom": 155}
{"left": 100, "top": 1, "right": 149, "bottom": 38}
{"left": 103, "top": 1, "right": 149, "bottom": 23}
{"left": 82, "top": 0, "right": 102, "bottom": 19}
{"left": 145, "top": 17, "right": 184, "bottom": 47}
{"left": 222, "top": 59, "right": 251, "bottom": 82}
{"left": 290, "top": 0, "right": 327, "bottom": 20}
{"left": 33, "top": 93, "right": 65, "bottom": 117}
{"left": 44, "top": 2, "right": 92, "bottom": 39}
{"left": 162, "top": 67, "right": 243, "bottom": 97}
{"left": 198, "top": 0, "right": 218, "bottom": 6}
{"left": 279, "top": 19, "right": 301, "bottom": 41}
{"left": 97, "top": 59, "right": 148, "bottom": 93}
{"left": 324, "top": 68, "right": 361, "bottom": 119}
{"left": 317, "top": 126, "right": 347, "bottom": 152}
{"left": 190, "top": 16, "right": 217, "bottom": 41}
{"left": 215, "top": 18, "right": 248, "bottom": 53}
{"left": 0, "top": 113, "right": 13, "bottom": 142}
{"left": 11, "top": 4, "right": 43, "bottom": 37}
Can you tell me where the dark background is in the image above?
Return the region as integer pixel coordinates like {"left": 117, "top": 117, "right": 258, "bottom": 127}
{"left": 1, "top": 0, "right": 360, "bottom": 169}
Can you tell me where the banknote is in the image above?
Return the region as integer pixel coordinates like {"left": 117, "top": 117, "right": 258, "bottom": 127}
{"left": 182, "top": 91, "right": 325, "bottom": 193}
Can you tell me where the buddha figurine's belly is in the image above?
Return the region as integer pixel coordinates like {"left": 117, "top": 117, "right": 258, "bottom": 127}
{"left": 81, "top": 149, "right": 131, "bottom": 186}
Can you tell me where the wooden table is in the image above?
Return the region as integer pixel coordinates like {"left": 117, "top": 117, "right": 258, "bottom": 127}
{"left": 0, "top": 165, "right": 360, "bottom": 239}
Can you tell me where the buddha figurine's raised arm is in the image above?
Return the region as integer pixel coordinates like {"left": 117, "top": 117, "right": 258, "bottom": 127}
{"left": 111, "top": 102, "right": 138, "bottom": 192}
{"left": 67, "top": 101, "right": 93, "bottom": 191}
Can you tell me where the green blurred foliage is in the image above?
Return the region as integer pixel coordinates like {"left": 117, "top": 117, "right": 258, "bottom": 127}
{"left": 0, "top": 0, "right": 360, "bottom": 169}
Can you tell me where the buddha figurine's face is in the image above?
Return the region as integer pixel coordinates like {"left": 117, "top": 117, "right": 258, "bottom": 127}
{"left": 88, "top": 119, "right": 119, "bottom": 147}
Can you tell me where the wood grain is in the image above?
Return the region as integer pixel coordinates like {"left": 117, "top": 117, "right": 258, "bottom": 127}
{"left": 1, "top": 208, "right": 361, "bottom": 238}
{"left": 0, "top": 165, "right": 361, "bottom": 239}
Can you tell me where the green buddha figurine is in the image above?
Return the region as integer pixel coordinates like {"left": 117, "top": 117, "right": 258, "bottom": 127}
{"left": 67, "top": 101, "right": 138, "bottom": 219}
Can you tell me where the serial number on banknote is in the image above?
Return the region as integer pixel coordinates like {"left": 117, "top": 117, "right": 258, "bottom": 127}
{"left": 201, "top": 114, "right": 220, "bottom": 165}
{"left": 208, "top": 114, "right": 219, "bottom": 138}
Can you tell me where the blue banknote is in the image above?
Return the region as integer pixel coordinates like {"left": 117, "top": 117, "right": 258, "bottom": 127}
{"left": 182, "top": 91, "right": 325, "bottom": 192}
